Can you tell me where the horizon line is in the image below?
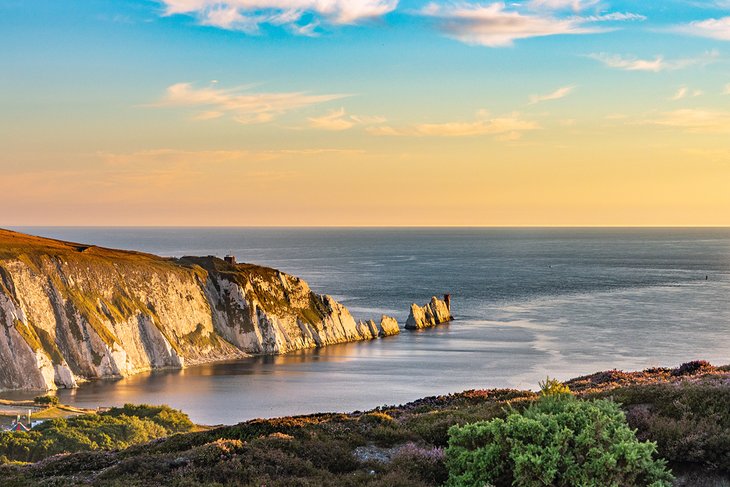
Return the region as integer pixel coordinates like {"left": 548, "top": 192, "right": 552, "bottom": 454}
{"left": 5, "top": 225, "right": 730, "bottom": 230}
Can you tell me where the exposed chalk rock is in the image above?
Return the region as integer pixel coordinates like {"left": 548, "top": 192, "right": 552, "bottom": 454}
{"left": 356, "top": 315, "right": 401, "bottom": 338}
{"left": 405, "top": 296, "right": 453, "bottom": 330}
{"left": 357, "top": 320, "right": 380, "bottom": 339}
{"left": 378, "top": 315, "right": 400, "bottom": 337}
{"left": 0, "top": 229, "right": 396, "bottom": 391}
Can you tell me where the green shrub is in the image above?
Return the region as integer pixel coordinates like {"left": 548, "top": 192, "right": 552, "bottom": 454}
{"left": 0, "top": 404, "right": 194, "bottom": 463}
{"left": 33, "top": 395, "right": 60, "bottom": 406}
{"left": 405, "top": 402, "right": 513, "bottom": 447}
{"left": 105, "top": 404, "right": 194, "bottom": 433}
{"left": 606, "top": 382, "right": 730, "bottom": 471}
{"left": 358, "top": 411, "right": 395, "bottom": 425}
{"left": 539, "top": 377, "right": 571, "bottom": 397}
{"left": 445, "top": 395, "right": 674, "bottom": 487}
{"left": 389, "top": 443, "right": 448, "bottom": 484}
{"left": 673, "top": 361, "right": 714, "bottom": 377}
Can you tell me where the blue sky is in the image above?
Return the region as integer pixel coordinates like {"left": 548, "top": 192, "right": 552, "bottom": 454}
{"left": 1, "top": 0, "right": 730, "bottom": 226}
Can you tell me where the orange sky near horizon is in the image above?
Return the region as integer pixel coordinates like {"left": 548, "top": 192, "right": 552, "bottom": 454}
{"left": 3, "top": 1, "right": 730, "bottom": 227}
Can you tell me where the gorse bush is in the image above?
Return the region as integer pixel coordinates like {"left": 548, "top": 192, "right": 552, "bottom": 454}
{"left": 445, "top": 395, "right": 674, "bottom": 487}
{"left": 605, "top": 382, "right": 730, "bottom": 471}
{"left": 33, "top": 395, "right": 59, "bottom": 406}
{"left": 0, "top": 404, "right": 193, "bottom": 463}
{"left": 538, "top": 377, "right": 571, "bottom": 397}
{"left": 673, "top": 361, "right": 714, "bottom": 377}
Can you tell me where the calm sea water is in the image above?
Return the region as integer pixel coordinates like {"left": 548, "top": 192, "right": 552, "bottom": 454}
{"left": 4, "top": 227, "right": 730, "bottom": 424}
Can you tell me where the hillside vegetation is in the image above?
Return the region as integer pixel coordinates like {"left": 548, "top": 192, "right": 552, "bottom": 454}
{"left": 0, "top": 362, "right": 728, "bottom": 486}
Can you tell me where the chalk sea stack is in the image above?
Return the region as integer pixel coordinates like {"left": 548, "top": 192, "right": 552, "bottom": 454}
{"left": 0, "top": 229, "right": 399, "bottom": 392}
{"left": 357, "top": 315, "right": 401, "bottom": 338}
{"left": 405, "top": 296, "right": 453, "bottom": 330}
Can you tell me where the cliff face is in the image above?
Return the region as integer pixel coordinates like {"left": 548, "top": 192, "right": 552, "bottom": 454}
{"left": 0, "top": 229, "right": 398, "bottom": 392}
{"left": 405, "top": 296, "right": 452, "bottom": 330}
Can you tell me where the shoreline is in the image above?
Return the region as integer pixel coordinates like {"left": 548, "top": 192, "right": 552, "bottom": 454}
{"left": 3, "top": 360, "right": 728, "bottom": 426}
{"left": 1, "top": 360, "right": 729, "bottom": 486}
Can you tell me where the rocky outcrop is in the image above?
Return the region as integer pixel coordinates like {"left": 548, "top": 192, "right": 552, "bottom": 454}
{"left": 378, "top": 316, "right": 400, "bottom": 337}
{"left": 356, "top": 315, "right": 400, "bottom": 339}
{"left": 0, "top": 229, "right": 400, "bottom": 392}
{"left": 405, "top": 296, "right": 452, "bottom": 330}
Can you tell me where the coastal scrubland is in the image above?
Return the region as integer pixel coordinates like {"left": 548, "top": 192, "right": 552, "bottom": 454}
{"left": 0, "top": 361, "right": 729, "bottom": 486}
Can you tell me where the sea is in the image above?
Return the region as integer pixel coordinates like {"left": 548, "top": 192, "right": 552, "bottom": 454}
{"left": 3, "top": 227, "right": 729, "bottom": 425}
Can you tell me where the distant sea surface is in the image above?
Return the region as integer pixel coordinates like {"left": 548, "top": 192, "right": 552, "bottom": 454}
{"left": 4, "top": 227, "right": 730, "bottom": 424}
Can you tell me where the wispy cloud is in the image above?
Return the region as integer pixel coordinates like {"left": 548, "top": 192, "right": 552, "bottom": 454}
{"left": 528, "top": 0, "right": 599, "bottom": 12}
{"left": 368, "top": 111, "right": 538, "bottom": 139}
{"left": 159, "top": 0, "right": 398, "bottom": 35}
{"left": 154, "top": 82, "right": 348, "bottom": 124}
{"left": 419, "top": 2, "right": 597, "bottom": 47}
{"left": 308, "top": 108, "right": 386, "bottom": 131}
{"left": 99, "top": 148, "right": 365, "bottom": 166}
{"left": 676, "top": 16, "right": 730, "bottom": 41}
{"left": 418, "top": 2, "right": 643, "bottom": 47}
{"left": 724, "top": 83, "right": 730, "bottom": 94}
{"left": 588, "top": 50, "right": 719, "bottom": 72}
{"left": 648, "top": 109, "right": 730, "bottom": 133}
{"left": 670, "top": 86, "right": 703, "bottom": 101}
{"left": 580, "top": 12, "right": 646, "bottom": 22}
{"left": 529, "top": 85, "right": 575, "bottom": 104}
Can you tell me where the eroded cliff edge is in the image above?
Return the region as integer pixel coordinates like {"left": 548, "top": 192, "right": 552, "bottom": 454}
{"left": 0, "top": 229, "right": 398, "bottom": 392}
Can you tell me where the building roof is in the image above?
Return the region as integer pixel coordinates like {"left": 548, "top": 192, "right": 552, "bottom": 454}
{"left": 10, "top": 421, "right": 30, "bottom": 432}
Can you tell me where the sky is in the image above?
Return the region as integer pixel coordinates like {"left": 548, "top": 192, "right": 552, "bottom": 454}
{"left": 1, "top": 0, "right": 730, "bottom": 226}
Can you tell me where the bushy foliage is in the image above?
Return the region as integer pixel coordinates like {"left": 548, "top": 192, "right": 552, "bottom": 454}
{"left": 389, "top": 443, "right": 447, "bottom": 484}
{"left": 673, "top": 360, "right": 714, "bottom": 377}
{"left": 605, "top": 382, "right": 730, "bottom": 471}
{"left": 0, "top": 404, "right": 194, "bottom": 463}
{"left": 538, "top": 377, "right": 571, "bottom": 397}
{"left": 404, "top": 401, "right": 516, "bottom": 447}
{"left": 105, "top": 403, "right": 194, "bottom": 433}
{"left": 445, "top": 395, "right": 674, "bottom": 487}
{"left": 33, "top": 395, "right": 59, "bottom": 406}
{"left": 5, "top": 379, "right": 730, "bottom": 487}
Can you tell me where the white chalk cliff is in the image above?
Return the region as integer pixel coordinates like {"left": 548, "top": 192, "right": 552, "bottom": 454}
{"left": 0, "top": 229, "right": 399, "bottom": 392}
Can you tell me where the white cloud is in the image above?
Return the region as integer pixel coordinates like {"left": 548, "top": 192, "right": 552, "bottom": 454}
{"left": 671, "top": 87, "right": 689, "bottom": 101}
{"left": 308, "top": 108, "right": 386, "bottom": 131}
{"left": 588, "top": 50, "right": 719, "bottom": 72}
{"left": 589, "top": 53, "right": 664, "bottom": 72}
{"left": 648, "top": 109, "right": 730, "bottom": 133}
{"left": 154, "top": 82, "right": 348, "bottom": 123}
{"left": 676, "top": 16, "right": 730, "bottom": 41}
{"left": 581, "top": 12, "right": 646, "bottom": 22}
{"left": 418, "top": 2, "right": 599, "bottom": 47}
{"left": 670, "top": 86, "right": 703, "bottom": 101}
{"left": 418, "top": 2, "right": 643, "bottom": 47}
{"left": 529, "top": 85, "right": 575, "bottom": 104}
{"left": 368, "top": 111, "right": 538, "bottom": 139}
{"left": 159, "top": 0, "right": 397, "bottom": 34}
{"left": 724, "top": 83, "right": 730, "bottom": 94}
{"left": 528, "top": 0, "right": 599, "bottom": 12}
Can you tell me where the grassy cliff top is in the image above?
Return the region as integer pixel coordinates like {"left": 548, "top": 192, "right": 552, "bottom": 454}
{"left": 0, "top": 228, "right": 165, "bottom": 264}
{"left": 0, "top": 229, "right": 281, "bottom": 278}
